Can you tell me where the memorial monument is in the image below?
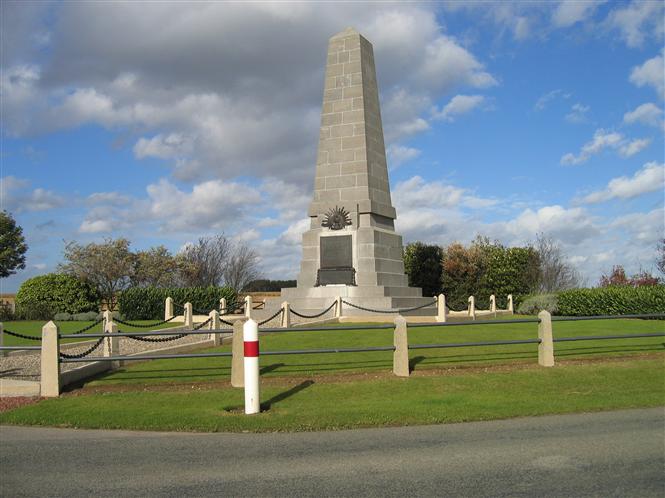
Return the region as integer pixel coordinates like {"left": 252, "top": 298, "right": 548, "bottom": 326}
{"left": 272, "top": 28, "right": 435, "bottom": 316}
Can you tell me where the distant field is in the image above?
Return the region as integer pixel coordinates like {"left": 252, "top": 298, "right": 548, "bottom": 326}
{"left": 1, "top": 320, "right": 184, "bottom": 346}
{"left": 88, "top": 317, "right": 665, "bottom": 386}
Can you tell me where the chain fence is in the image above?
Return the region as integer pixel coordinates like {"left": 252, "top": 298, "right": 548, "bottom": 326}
{"left": 59, "top": 336, "right": 105, "bottom": 360}
{"left": 259, "top": 309, "right": 284, "bottom": 326}
{"left": 290, "top": 301, "right": 336, "bottom": 319}
{"left": 341, "top": 297, "right": 437, "bottom": 315}
{"left": 3, "top": 329, "right": 42, "bottom": 341}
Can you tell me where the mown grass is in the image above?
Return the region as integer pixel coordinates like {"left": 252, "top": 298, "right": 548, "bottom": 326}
{"left": 87, "top": 318, "right": 665, "bottom": 386}
{"left": 1, "top": 359, "right": 662, "bottom": 432}
{"left": 1, "top": 320, "right": 185, "bottom": 346}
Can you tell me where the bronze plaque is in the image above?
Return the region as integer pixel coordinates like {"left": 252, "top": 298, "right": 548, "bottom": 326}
{"left": 320, "top": 235, "right": 352, "bottom": 268}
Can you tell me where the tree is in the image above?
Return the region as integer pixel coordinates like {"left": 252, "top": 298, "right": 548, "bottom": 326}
{"left": 441, "top": 242, "right": 485, "bottom": 309}
{"left": 598, "top": 265, "right": 630, "bottom": 287}
{"left": 59, "top": 238, "right": 136, "bottom": 309}
{"left": 224, "top": 243, "right": 261, "bottom": 292}
{"left": 534, "top": 234, "right": 581, "bottom": 292}
{"left": 657, "top": 239, "right": 665, "bottom": 276}
{"left": 177, "top": 235, "right": 232, "bottom": 287}
{"left": 403, "top": 242, "right": 443, "bottom": 297}
{"left": 0, "top": 211, "right": 28, "bottom": 278}
{"left": 132, "top": 246, "right": 181, "bottom": 287}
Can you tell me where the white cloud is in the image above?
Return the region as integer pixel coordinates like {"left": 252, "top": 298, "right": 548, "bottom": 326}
{"left": 432, "top": 94, "right": 486, "bottom": 122}
{"left": 565, "top": 103, "right": 590, "bottom": 123}
{"left": 630, "top": 50, "right": 665, "bottom": 100}
{"left": 552, "top": 1, "right": 602, "bottom": 28}
{"left": 386, "top": 145, "right": 421, "bottom": 169}
{"left": 134, "top": 133, "right": 193, "bottom": 160}
{"left": 506, "top": 205, "right": 598, "bottom": 245}
{"left": 0, "top": 176, "right": 65, "bottom": 213}
{"left": 606, "top": 1, "right": 664, "bottom": 48}
{"left": 623, "top": 102, "right": 664, "bottom": 127}
{"left": 581, "top": 162, "right": 665, "bottom": 204}
{"left": 534, "top": 89, "right": 570, "bottom": 111}
{"left": 618, "top": 137, "right": 651, "bottom": 157}
{"left": 560, "top": 129, "right": 624, "bottom": 165}
{"left": 561, "top": 129, "right": 652, "bottom": 165}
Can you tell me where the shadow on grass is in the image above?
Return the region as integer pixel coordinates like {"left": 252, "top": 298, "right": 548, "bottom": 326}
{"left": 409, "top": 356, "right": 426, "bottom": 372}
{"left": 261, "top": 380, "right": 314, "bottom": 411}
{"left": 260, "top": 363, "right": 285, "bottom": 375}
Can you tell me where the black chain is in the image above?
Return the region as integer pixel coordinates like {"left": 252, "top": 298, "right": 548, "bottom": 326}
{"left": 258, "top": 309, "right": 284, "bottom": 326}
{"left": 123, "top": 317, "right": 213, "bottom": 343}
{"left": 193, "top": 317, "right": 213, "bottom": 330}
{"left": 342, "top": 297, "right": 437, "bottom": 314}
{"left": 3, "top": 329, "right": 42, "bottom": 341}
{"left": 447, "top": 305, "right": 469, "bottom": 312}
{"left": 114, "top": 315, "right": 178, "bottom": 329}
{"left": 60, "top": 336, "right": 105, "bottom": 359}
{"left": 220, "top": 317, "right": 235, "bottom": 326}
{"left": 71, "top": 318, "right": 104, "bottom": 335}
{"left": 290, "top": 301, "right": 336, "bottom": 319}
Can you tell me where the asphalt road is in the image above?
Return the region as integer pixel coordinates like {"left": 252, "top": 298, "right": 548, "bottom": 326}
{"left": 1, "top": 408, "right": 664, "bottom": 497}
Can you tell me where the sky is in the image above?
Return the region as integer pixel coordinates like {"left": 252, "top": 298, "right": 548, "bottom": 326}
{"left": 1, "top": 1, "right": 664, "bottom": 293}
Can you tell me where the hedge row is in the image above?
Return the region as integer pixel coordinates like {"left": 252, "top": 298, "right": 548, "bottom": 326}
{"left": 118, "top": 286, "right": 237, "bottom": 320}
{"left": 556, "top": 286, "right": 665, "bottom": 316}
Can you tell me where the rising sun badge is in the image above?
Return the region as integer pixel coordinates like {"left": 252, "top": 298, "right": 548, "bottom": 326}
{"left": 322, "top": 206, "right": 352, "bottom": 230}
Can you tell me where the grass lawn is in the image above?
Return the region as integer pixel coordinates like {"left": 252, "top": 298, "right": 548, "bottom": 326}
{"left": 1, "top": 320, "right": 185, "bottom": 347}
{"left": 87, "top": 317, "right": 665, "bottom": 386}
{"left": 1, "top": 358, "right": 662, "bottom": 432}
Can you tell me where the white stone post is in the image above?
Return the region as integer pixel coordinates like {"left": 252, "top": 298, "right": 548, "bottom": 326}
{"left": 281, "top": 302, "right": 291, "bottom": 328}
{"left": 164, "top": 297, "right": 174, "bottom": 321}
{"left": 184, "top": 302, "right": 193, "bottom": 328}
{"left": 244, "top": 295, "right": 252, "bottom": 319}
{"left": 436, "top": 294, "right": 447, "bottom": 323}
{"left": 490, "top": 294, "right": 496, "bottom": 314}
{"left": 468, "top": 295, "right": 476, "bottom": 320}
{"left": 243, "top": 319, "right": 260, "bottom": 415}
{"left": 507, "top": 294, "right": 514, "bottom": 314}
{"left": 102, "top": 311, "right": 117, "bottom": 356}
{"left": 40, "top": 321, "right": 60, "bottom": 397}
{"left": 0, "top": 322, "right": 5, "bottom": 357}
{"left": 393, "top": 315, "right": 409, "bottom": 377}
{"left": 538, "top": 310, "right": 555, "bottom": 367}
{"left": 219, "top": 298, "right": 227, "bottom": 315}
{"left": 231, "top": 319, "right": 245, "bottom": 388}
{"left": 209, "top": 310, "right": 221, "bottom": 346}
{"left": 335, "top": 296, "right": 343, "bottom": 318}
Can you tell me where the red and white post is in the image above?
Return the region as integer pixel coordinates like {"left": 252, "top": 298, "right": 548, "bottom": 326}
{"left": 243, "top": 319, "right": 260, "bottom": 414}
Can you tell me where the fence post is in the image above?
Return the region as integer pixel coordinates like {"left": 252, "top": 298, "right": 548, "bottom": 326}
{"left": 507, "top": 294, "right": 514, "bottom": 314}
{"left": 243, "top": 319, "right": 260, "bottom": 414}
{"left": 231, "top": 319, "right": 245, "bottom": 388}
{"left": 184, "top": 302, "right": 193, "bottom": 328}
{"left": 468, "top": 295, "right": 476, "bottom": 320}
{"left": 40, "top": 321, "right": 60, "bottom": 397}
{"left": 538, "top": 310, "right": 555, "bottom": 367}
{"left": 436, "top": 294, "right": 447, "bottom": 323}
{"left": 164, "top": 297, "right": 174, "bottom": 321}
{"left": 0, "top": 322, "right": 5, "bottom": 357}
{"left": 335, "top": 296, "right": 342, "bottom": 318}
{"left": 393, "top": 315, "right": 409, "bottom": 377}
{"left": 281, "top": 302, "right": 290, "bottom": 328}
{"left": 244, "top": 295, "right": 252, "bottom": 319}
{"left": 219, "top": 298, "right": 227, "bottom": 315}
{"left": 490, "top": 294, "right": 496, "bottom": 315}
{"left": 209, "top": 310, "right": 221, "bottom": 346}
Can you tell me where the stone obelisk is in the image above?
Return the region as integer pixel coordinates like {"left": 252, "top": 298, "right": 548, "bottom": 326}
{"left": 277, "top": 27, "right": 434, "bottom": 315}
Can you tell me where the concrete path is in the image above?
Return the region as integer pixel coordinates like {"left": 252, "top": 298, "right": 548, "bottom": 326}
{"left": 1, "top": 408, "right": 663, "bottom": 497}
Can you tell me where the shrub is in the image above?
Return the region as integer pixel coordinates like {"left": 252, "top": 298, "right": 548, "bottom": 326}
{"left": 95, "top": 311, "right": 124, "bottom": 321}
{"left": 118, "top": 286, "right": 237, "bottom": 320}
{"left": 0, "top": 302, "right": 14, "bottom": 321}
{"left": 73, "top": 311, "right": 99, "bottom": 321}
{"left": 54, "top": 312, "right": 73, "bottom": 321}
{"left": 517, "top": 294, "right": 559, "bottom": 315}
{"left": 556, "top": 286, "right": 665, "bottom": 316}
{"left": 15, "top": 273, "right": 101, "bottom": 320}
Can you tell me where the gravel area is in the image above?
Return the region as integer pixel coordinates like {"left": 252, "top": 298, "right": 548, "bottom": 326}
{"left": 0, "top": 309, "right": 336, "bottom": 383}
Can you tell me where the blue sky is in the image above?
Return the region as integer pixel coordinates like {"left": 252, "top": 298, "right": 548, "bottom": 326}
{"left": 1, "top": 1, "right": 664, "bottom": 292}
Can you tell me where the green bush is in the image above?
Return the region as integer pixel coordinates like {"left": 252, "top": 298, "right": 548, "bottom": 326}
{"left": 54, "top": 312, "right": 72, "bottom": 321}
{"left": 73, "top": 311, "right": 99, "bottom": 321}
{"left": 556, "top": 286, "right": 665, "bottom": 316}
{"left": 15, "top": 274, "right": 101, "bottom": 320}
{"left": 118, "top": 286, "right": 237, "bottom": 320}
{"left": 95, "top": 311, "right": 124, "bottom": 321}
{"left": 517, "top": 294, "right": 559, "bottom": 315}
